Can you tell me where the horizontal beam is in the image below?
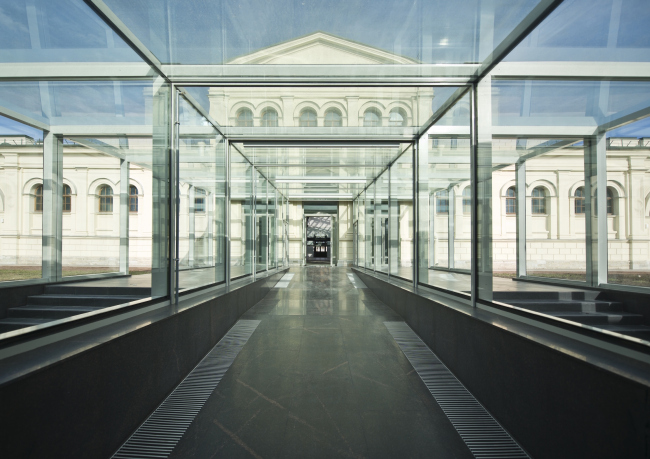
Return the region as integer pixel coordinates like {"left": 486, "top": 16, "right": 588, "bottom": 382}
{"left": 0, "top": 63, "right": 156, "bottom": 80}
{"left": 166, "top": 64, "right": 478, "bottom": 84}
{"left": 492, "top": 61, "right": 650, "bottom": 81}
{"left": 0, "top": 105, "right": 49, "bottom": 131}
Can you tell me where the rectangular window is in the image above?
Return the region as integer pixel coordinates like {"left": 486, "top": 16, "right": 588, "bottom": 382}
{"left": 505, "top": 197, "right": 516, "bottom": 214}
{"left": 436, "top": 196, "right": 449, "bottom": 214}
{"left": 129, "top": 196, "right": 138, "bottom": 212}
{"left": 63, "top": 196, "right": 71, "bottom": 212}
{"left": 100, "top": 197, "right": 113, "bottom": 213}
{"left": 195, "top": 197, "right": 205, "bottom": 213}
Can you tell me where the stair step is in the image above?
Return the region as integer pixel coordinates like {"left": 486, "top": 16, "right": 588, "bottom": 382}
{"left": 44, "top": 285, "right": 151, "bottom": 296}
{"left": 8, "top": 306, "right": 104, "bottom": 319}
{"left": 546, "top": 311, "right": 643, "bottom": 326}
{"left": 494, "top": 291, "right": 601, "bottom": 301}
{"left": 596, "top": 324, "right": 650, "bottom": 340}
{"left": 27, "top": 294, "right": 144, "bottom": 306}
{"left": 0, "top": 318, "right": 52, "bottom": 334}
{"left": 506, "top": 300, "right": 624, "bottom": 313}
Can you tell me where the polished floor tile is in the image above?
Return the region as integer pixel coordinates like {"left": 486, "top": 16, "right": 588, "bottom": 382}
{"left": 167, "top": 267, "right": 473, "bottom": 459}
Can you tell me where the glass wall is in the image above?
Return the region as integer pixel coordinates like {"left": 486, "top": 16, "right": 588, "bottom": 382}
{"left": 177, "top": 96, "right": 226, "bottom": 291}
{"left": 418, "top": 93, "right": 472, "bottom": 294}
{"left": 230, "top": 149, "right": 253, "bottom": 279}
{"left": 0, "top": 117, "right": 43, "bottom": 282}
{"left": 353, "top": 144, "right": 413, "bottom": 280}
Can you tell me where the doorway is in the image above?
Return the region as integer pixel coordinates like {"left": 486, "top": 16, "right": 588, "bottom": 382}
{"left": 306, "top": 215, "right": 332, "bottom": 264}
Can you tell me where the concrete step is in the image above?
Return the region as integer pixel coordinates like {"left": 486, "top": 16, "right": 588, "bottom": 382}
{"left": 44, "top": 285, "right": 151, "bottom": 296}
{"left": 505, "top": 300, "right": 623, "bottom": 313}
{"left": 27, "top": 294, "right": 144, "bottom": 307}
{"left": 494, "top": 291, "right": 601, "bottom": 301}
{"left": 546, "top": 311, "right": 644, "bottom": 326}
{"left": 8, "top": 305, "right": 104, "bottom": 319}
{"left": 0, "top": 318, "right": 52, "bottom": 334}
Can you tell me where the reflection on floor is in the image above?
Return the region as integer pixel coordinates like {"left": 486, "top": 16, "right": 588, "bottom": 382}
{"left": 162, "top": 267, "right": 474, "bottom": 459}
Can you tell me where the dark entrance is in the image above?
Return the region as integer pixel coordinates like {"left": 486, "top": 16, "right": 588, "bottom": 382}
{"left": 306, "top": 216, "right": 331, "bottom": 264}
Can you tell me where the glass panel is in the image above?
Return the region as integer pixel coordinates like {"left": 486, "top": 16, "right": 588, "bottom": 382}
{"left": 390, "top": 148, "right": 413, "bottom": 280}
{"left": 606, "top": 118, "right": 650, "bottom": 287}
{"left": 102, "top": 0, "right": 543, "bottom": 67}
{"left": 0, "top": 0, "right": 141, "bottom": 63}
{"left": 269, "top": 187, "right": 277, "bottom": 269}
{"left": 177, "top": 96, "right": 226, "bottom": 291}
{"left": 62, "top": 143, "right": 121, "bottom": 276}
{"left": 183, "top": 86, "right": 434, "bottom": 139}
{"left": 376, "top": 169, "right": 389, "bottom": 274}
{"left": 0, "top": 117, "right": 43, "bottom": 282}
{"left": 231, "top": 149, "right": 253, "bottom": 278}
{"left": 255, "top": 172, "right": 268, "bottom": 272}
{"left": 365, "top": 183, "right": 374, "bottom": 270}
{"left": 419, "top": 93, "right": 471, "bottom": 293}
{"left": 506, "top": 0, "right": 650, "bottom": 62}
{"left": 358, "top": 191, "right": 365, "bottom": 268}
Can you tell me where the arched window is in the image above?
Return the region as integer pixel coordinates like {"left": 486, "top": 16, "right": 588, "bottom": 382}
{"left": 299, "top": 108, "right": 317, "bottom": 127}
{"left": 363, "top": 108, "right": 381, "bottom": 127}
{"left": 261, "top": 108, "right": 278, "bottom": 127}
{"left": 34, "top": 185, "right": 43, "bottom": 212}
{"left": 195, "top": 188, "right": 206, "bottom": 213}
{"left": 436, "top": 190, "right": 449, "bottom": 214}
{"left": 607, "top": 187, "right": 615, "bottom": 215}
{"left": 462, "top": 187, "right": 471, "bottom": 213}
{"left": 324, "top": 109, "right": 342, "bottom": 127}
{"left": 388, "top": 108, "right": 407, "bottom": 127}
{"left": 63, "top": 184, "right": 71, "bottom": 212}
{"left": 129, "top": 185, "right": 138, "bottom": 213}
{"left": 235, "top": 108, "right": 253, "bottom": 127}
{"left": 574, "top": 187, "right": 585, "bottom": 214}
{"left": 531, "top": 187, "right": 547, "bottom": 214}
{"left": 505, "top": 186, "right": 516, "bottom": 214}
{"left": 99, "top": 185, "right": 113, "bottom": 212}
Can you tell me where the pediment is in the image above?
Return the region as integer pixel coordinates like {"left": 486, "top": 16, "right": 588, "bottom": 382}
{"left": 227, "top": 32, "right": 418, "bottom": 65}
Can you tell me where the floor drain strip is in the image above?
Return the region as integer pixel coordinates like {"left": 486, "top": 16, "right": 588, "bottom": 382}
{"left": 385, "top": 321, "right": 530, "bottom": 459}
{"left": 112, "top": 320, "right": 260, "bottom": 459}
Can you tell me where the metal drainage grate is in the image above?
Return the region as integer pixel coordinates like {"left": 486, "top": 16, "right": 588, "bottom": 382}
{"left": 385, "top": 321, "right": 530, "bottom": 459}
{"left": 113, "top": 320, "right": 260, "bottom": 459}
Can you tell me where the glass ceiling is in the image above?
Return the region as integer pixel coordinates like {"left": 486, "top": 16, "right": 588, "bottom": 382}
{"left": 99, "top": 0, "right": 542, "bottom": 66}
{"left": 238, "top": 143, "right": 411, "bottom": 200}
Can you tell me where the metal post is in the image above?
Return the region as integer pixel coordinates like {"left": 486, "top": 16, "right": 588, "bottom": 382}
{"left": 469, "top": 85, "right": 478, "bottom": 307}
{"left": 207, "top": 191, "right": 214, "bottom": 266}
{"left": 170, "top": 85, "right": 179, "bottom": 304}
{"left": 472, "top": 77, "right": 494, "bottom": 305}
{"left": 413, "top": 141, "right": 419, "bottom": 290}
{"left": 388, "top": 165, "right": 391, "bottom": 279}
{"left": 252, "top": 166, "right": 256, "bottom": 281}
{"left": 448, "top": 186, "right": 455, "bottom": 270}
{"left": 119, "top": 159, "right": 130, "bottom": 274}
{"left": 374, "top": 179, "right": 379, "bottom": 272}
{"left": 225, "top": 140, "right": 231, "bottom": 286}
{"left": 585, "top": 134, "right": 608, "bottom": 287}
{"left": 515, "top": 160, "right": 527, "bottom": 278}
{"left": 42, "top": 131, "right": 63, "bottom": 283}
{"left": 188, "top": 185, "right": 195, "bottom": 268}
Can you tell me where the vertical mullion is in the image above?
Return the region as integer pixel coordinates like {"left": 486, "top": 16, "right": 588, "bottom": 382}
{"left": 470, "top": 84, "right": 478, "bottom": 307}
{"left": 225, "top": 140, "right": 231, "bottom": 286}
{"left": 42, "top": 131, "right": 63, "bottom": 283}
{"left": 119, "top": 158, "right": 130, "bottom": 275}
{"left": 516, "top": 160, "right": 526, "bottom": 278}
{"left": 413, "top": 141, "right": 418, "bottom": 290}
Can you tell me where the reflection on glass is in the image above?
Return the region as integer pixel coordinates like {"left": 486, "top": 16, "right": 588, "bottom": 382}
{"left": 390, "top": 149, "right": 414, "bottom": 280}
{"left": 178, "top": 97, "right": 226, "bottom": 290}
{"left": 231, "top": 150, "right": 253, "bottom": 279}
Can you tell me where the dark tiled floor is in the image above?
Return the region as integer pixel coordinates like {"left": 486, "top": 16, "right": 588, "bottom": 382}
{"left": 167, "top": 267, "right": 472, "bottom": 459}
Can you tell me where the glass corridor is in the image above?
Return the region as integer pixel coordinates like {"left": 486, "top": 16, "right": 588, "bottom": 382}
{"left": 0, "top": 0, "right": 649, "bottom": 352}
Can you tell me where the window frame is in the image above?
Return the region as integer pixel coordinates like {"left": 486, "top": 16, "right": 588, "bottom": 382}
{"left": 62, "top": 184, "right": 72, "bottom": 213}
{"left": 299, "top": 108, "right": 318, "bottom": 127}
{"left": 98, "top": 185, "right": 114, "bottom": 213}
{"left": 235, "top": 108, "right": 254, "bottom": 127}
{"left": 531, "top": 186, "right": 547, "bottom": 215}
{"left": 505, "top": 186, "right": 516, "bottom": 215}
{"left": 129, "top": 185, "right": 139, "bottom": 213}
